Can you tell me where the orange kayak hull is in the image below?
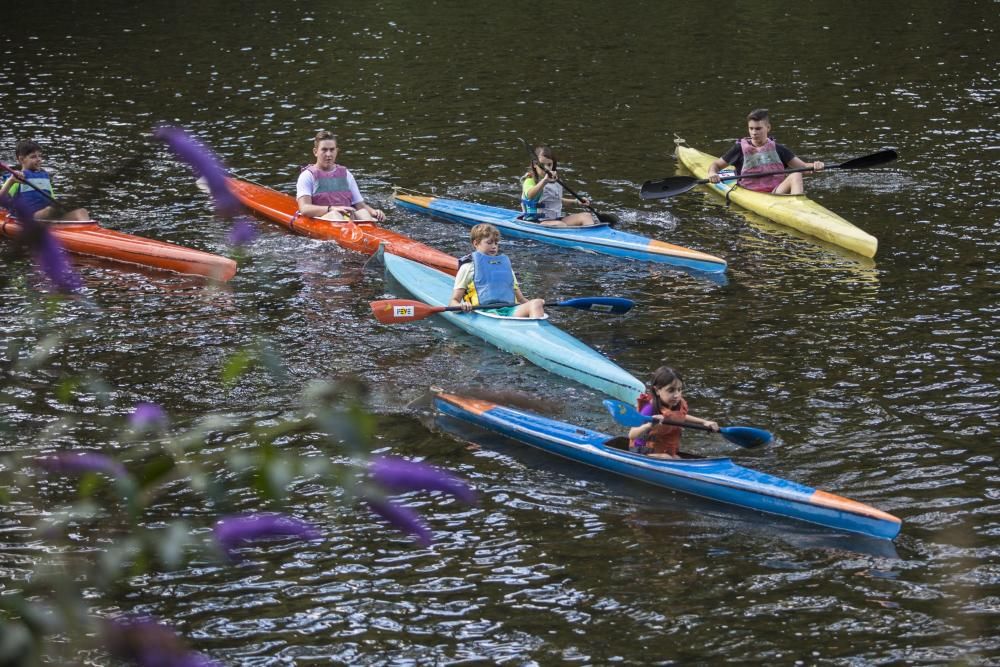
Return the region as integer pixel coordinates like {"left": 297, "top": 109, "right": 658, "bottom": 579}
{"left": 1, "top": 211, "right": 237, "bottom": 281}
{"left": 227, "top": 177, "right": 458, "bottom": 275}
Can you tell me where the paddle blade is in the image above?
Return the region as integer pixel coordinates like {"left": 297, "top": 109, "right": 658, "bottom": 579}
{"left": 603, "top": 399, "right": 650, "bottom": 427}
{"left": 640, "top": 176, "right": 700, "bottom": 200}
{"left": 719, "top": 426, "right": 773, "bottom": 448}
{"left": 834, "top": 149, "right": 898, "bottom": 170}
{"left": 557, "top": 297, "right": 634, "bottom": 314}
{"left": 370, "top": 299, "right": 442, "bottom": 324}
{"left": 595, "top": 211, "right": 619, "bottom": 226}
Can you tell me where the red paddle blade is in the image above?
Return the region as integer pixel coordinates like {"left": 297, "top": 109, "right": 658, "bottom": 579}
{"left": 370, "top": 299, "right": 443, "bottom": 324}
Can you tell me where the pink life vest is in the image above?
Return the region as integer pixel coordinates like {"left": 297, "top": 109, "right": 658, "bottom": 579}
{"left": 738, "top": 137, "right": 786, "bottom": 193}
{"left": 303, "top": 164, "right": 354, "bottom": 207}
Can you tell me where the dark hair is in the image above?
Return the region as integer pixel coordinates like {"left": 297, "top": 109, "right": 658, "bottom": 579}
{"left": 313, "top": 130, "right": 338, "bottom": 149}
{"left": 531, "top": 145, "right": 558, "bottom": 177}
{"left": 747, "top": 108, "right": 770, "bottom": 123}
{"left": 648, "top": 365, "right": 684, "bottom": 412}
{"left": 15, "top": 139, "right": 42, "bottom": 159}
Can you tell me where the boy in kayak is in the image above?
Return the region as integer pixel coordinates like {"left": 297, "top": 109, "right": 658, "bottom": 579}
{"left": 627, "top": 366, "right": 719, "bottom": 458}
{"left": 0, "top": 139, "right": 89, "bottom": 221}
{"left": 520, "top": 145, "right": 594, "bottom": 227}
{"left": 295, "top": 130, "right": 386, "bottom": 222}
{"left": 706, "top": 109, "right": 824, "bottom": 195}
{"left": 449, "top": 223, "right": 545, "bottom": 318}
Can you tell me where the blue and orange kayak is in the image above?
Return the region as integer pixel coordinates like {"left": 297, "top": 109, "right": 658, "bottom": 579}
{"left": 434, "top": 392, "right": 902, "bottom": 540}
{"left": 393, "top": 190, "right": 727, "bottom": 278}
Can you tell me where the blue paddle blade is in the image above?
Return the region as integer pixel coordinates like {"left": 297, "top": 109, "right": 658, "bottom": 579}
{"left": 602, "top": 399, "right": 649, "bottom": 427}
{"left": 558, "top": 297, "right": 634, "bottom": 314}
{"left": 720, "top": 426, "right": 773, "bottom": 448}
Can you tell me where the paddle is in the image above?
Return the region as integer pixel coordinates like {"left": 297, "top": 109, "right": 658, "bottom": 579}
{"left": 371, "top": 296, "right": 633, "bottom": 324}
{"left": 602, "top": 399, "right": 773, "bottom": 449}
{"left": 519, "top": 138, "right": 619, "bottom": 225}
{"left": 640, "top": 149, "right": 899, "bottom": 200}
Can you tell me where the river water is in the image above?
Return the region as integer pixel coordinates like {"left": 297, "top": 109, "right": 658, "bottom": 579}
{"left": 2, "top": 1, "right": 998, "bottom": 663}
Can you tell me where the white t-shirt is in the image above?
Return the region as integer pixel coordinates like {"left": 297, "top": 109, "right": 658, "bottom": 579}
{"left": 295, "top": 167, "right": 365, "bottom": 206}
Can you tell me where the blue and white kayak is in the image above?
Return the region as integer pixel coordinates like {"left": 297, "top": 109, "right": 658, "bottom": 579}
{"left": 433, "top": 392, "right": 902, "bottom": 540}
{"left": 393, "top": 191, "right": 728, "bottom": 277}
{"left": 380, "top": 250, "right": 645, "bottom": 403}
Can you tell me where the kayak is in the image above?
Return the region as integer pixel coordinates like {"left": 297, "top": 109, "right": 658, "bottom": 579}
{"left": 434, "top": 392, "right": 902, "bottom": 540}
{"left": 1, "top": 209, "right": 237, "bottom": 281}
{"left": 675, "top": 143, "right": 878, "bottom": 258}
{"left": 393, "top": 190, "right": 728, "bottom": 276}
{"left": 227, "top": 177, "right": 458, "bottom": 274}
{"left": 380, "top": 249, "right": 645, "bottom": 403}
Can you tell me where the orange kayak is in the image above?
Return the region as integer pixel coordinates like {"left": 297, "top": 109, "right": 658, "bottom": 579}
{"left": 227, "top": 177, "right": 458, "bottom": 275}
{"left": 1, "top": 209, "right": 237, "bottom": 281}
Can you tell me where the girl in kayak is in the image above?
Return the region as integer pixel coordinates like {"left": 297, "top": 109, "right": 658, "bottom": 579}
{"left": 295, "top": 130, "right": 386, "bottom": 222}
{"left": 520, "top": 145, "right": 594, "bottom": 228}
{"left": 449, "top": 223, "right": 545, "bottom": 318}
{"left": 706, "top": 109, "right": 824, "bottom": 195}
{"left": 0, "top": 139, "right": 89, "bottom": 221}
{"left": 628, "top": 366, "right": 719, "bottom": 458}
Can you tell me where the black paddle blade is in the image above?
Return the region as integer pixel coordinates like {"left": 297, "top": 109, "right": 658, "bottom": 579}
{"left": 834, "top": 149, "right": 899, "bottom": 170}
{"left": 595, "top": 211, "right": 619, "bottom": 225}
{"left": 640, "top": 176, "right": 700, "bottom": 200}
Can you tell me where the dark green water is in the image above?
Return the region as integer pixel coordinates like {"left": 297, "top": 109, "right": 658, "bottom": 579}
{"left": 2, "top": 1, "right": 998, "bottom": 663}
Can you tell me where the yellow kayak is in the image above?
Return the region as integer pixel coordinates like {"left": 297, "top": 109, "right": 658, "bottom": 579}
{"left": 675, "top": 143, "right": 878, "bottom": 258}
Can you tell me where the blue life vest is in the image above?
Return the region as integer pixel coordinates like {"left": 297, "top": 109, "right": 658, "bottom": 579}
{"left": 10, "top": 169, "right": 53, "bottom": 214}
{"left": 462, "top": 251, "right": 516, "bottom": 305}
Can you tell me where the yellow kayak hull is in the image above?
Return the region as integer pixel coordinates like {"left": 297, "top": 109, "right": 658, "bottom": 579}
{"left": 675, "top": 144, "right": 878, "bottom": 258}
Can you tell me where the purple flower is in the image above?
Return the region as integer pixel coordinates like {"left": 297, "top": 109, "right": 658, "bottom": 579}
{"left": 12, "top": 198, "right": 81, "bottom": 293}
{"left": 370, "top": 456, "right": 476, "bottom": 504}
{"left": 36, "top": 452, "right": 127, "bottom": 479}
{"left": 153, "top": 126, "right": 241, "bottom": 218}
{"left": 213, "top": 514, "right": 322, "bottom": 559}
{"left": 129, "top": 402, "right": 168, "bottom": 430}
{"left": 102, "top": 615, "right": 220, "bottom": 667}
{"left": 365, "top": 497, "right": 432, "bottom": 547}
{"left": 226, "top": 217, "right": 258, "bottom": 247}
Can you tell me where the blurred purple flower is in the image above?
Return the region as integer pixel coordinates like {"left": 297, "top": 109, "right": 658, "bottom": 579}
{"left": 12, "top": 197, "right": 81, "bottom": 293}
{"left": 129, "top": 402, "right": 168, "bottom": 430}
{"left": 153, "top": 126, "right": 241, "bottom": 218}
{"left": 365, "top": 497, "right": 432, "bottom": 547}
{"left": 214, "top": 514, "right": 322, "bottom": 559}
{"left": 226, "top": 217, "right": 258, "bottom": 247}
{"left": 36, "top": 451, "right": 127, "bottom": 479}
{"left": 102, "top": 615, "right": 220, "bottom": 667}
{"left": 370, "top": 456, "right": 476, "bottom": 504}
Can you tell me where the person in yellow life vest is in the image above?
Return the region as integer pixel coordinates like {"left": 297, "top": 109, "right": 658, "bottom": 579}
{"left": 448, "top": 223, "right": 544, "bottom": 318}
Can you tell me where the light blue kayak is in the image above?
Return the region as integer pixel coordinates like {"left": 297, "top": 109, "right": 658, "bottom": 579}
{"left": 380, "top": 250, "right": 645, "bottom": 403}
{"left": 393, "top": 191, "right": 728, "bottom": 278}
{"left": 434, "top": 392, "right": 902, "bottom": 540}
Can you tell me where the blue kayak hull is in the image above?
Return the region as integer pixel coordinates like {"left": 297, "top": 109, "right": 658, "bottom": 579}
{"left": 433, "top": 393, "right": 902, "bottom": 540}
{"left": 381, "top": 251, "right": 645, "bottom": 403}
{"left": 394, "top": 193, "right": 727, "bottom": 277}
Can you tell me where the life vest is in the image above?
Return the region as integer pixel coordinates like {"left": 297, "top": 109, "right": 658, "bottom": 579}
{"left": 459, "top": 251, "right": 516, "bottom": 306}
{"left": 9, "top": 169, "right": 53, "bottom": 214}
{"left": 303, "top": 164, "right": 354, "bottom": 207}
{"left": 629, "top": 393, "right": 689, "bottom": 456}
{"left": 738, "top": 137, "right": 786, "bottom": 193}
{"left": 520, "top": 175, "right": 563, "bottom": 221}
